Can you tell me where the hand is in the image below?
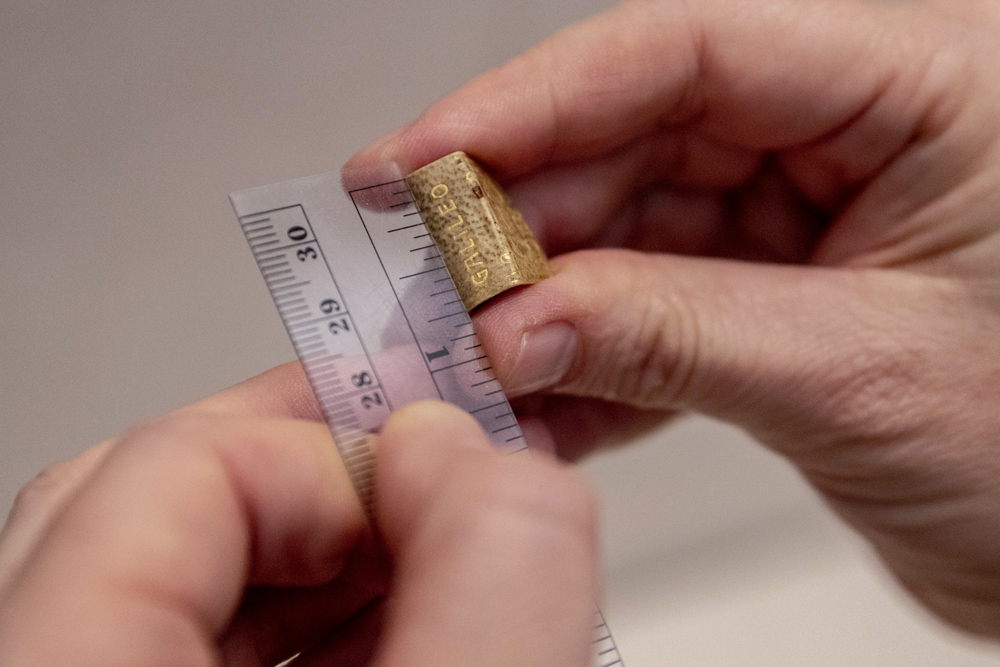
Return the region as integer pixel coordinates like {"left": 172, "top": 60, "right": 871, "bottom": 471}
{"left": 353, "top": 0, "right": 1000, "bottom": 636}
{"left": 0, "top": 363, "right": 598, "bottom": 666}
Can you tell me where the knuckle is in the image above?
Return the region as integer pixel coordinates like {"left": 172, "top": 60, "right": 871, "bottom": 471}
{"left": 628, "top": 286, "right": 700, "bottom": 408}
{"left": 7, "top": 439, "right": 114, "bottom": 522}
{"left": 9, "top": 463, "right": 73, "bottom": 520}
{"left": 569, "top": 253, "right": 698, "bottom": 409}
{"left": 107, "top": 413, "right": 234, "bottom": 479}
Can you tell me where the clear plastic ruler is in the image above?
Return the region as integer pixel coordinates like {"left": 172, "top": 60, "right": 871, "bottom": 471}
{"left": 231, "top": 165, "right": 624, "bottom": 667}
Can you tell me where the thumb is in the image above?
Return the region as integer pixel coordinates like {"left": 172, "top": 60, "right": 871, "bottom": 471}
{"left": 473, "top": 249, "right": 1000, "bottom": 639}
{"left": 473, "top": 249, "right": 966, "bottom": 458}
{"left": 373, "top": 401, "right": 598, "bottom": 667}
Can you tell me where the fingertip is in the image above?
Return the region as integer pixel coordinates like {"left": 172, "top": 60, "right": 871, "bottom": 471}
{"left": 375, "top": 401, "right": 493, "bottom": 547}
{"left": 379, "top": 401, "right": 490, "bottom": 454}
{"left": 345, "top": 124, "right": 409, "bottom": 169}
{"left": 376, "top": 401, "right": 492, "bottom": 492}
{"left": 347, "top": 121, "right": 453, "bottom": 178}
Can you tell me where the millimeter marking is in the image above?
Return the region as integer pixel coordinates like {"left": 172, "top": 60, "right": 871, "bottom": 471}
{"left": 231, "top": 170, "right": 622, "bottom": 666}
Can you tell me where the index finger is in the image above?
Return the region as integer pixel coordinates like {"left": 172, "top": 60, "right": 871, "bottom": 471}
{"left": 183, "top": 361, "right": 325, "bottom": 422}
{"left": 0, "top": 362, "right": 323, "bottom": 603}
{"left": 352, "top": 0, "right": 915, "bottom": 182}
{"left": 0, "top": 413, "right": 366, "bottom": 665}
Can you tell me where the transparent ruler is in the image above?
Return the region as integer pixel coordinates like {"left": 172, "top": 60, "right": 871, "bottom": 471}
{"left": 231, "top": 165, "right": 624, "bottom": 667}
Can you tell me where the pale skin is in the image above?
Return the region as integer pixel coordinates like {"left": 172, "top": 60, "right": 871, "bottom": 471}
{"left": 3, "top": 0, "right": 1000, "bottom": 663}
{"left": 0, "top": 373, "right": 598, "bottom": 666}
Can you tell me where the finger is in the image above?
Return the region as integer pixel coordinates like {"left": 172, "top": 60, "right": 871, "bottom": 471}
{"left": 506, "top": 134, "right": 821, "bottom": 264}
{"left": 373, "top": 401, "right": 598, "bottom": 667}
{"left": 353, "top": 0, "right": 930, "bottom": 196}
{"left": 506, "top": 140, "right": 651, "bottom": 253}
{"left": 0, "top": 441, "right": 114, "bottom": 595}
{"left": 185, "top": 360, "right": 324, "bottom": 422}
{"left": 218, "top": 535, "right": 388, "bottom": 667}
{"left": 0, "top": 362, "right": 323, "bottom": 617}
{"left": 505, "top": 130, "right": 761, "bottom": 255}
{"left": 470, "top": 249, "right": 974, "bottom": 460}
{"left": 0, "top": 414, "right": 365, "bottom": 666}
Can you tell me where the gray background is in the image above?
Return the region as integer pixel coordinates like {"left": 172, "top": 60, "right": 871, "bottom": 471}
{"left": 2, "top": 1, "right": 999, "bottom": 664}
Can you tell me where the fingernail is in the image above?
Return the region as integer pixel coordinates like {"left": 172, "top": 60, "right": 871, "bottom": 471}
{"left": 503, "top": 321, "right": 577, "bottom": 397}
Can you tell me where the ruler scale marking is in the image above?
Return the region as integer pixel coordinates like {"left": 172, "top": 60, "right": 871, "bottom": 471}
{"left": 232, "top": 169, "right": 624, "bottom": 666}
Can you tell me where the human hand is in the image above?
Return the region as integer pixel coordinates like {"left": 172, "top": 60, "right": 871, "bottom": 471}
{"left": 0, "top": 363, "right": 598, "bottom": 666}
{"left": 353, "top": 0, "right": 1000, "bottom": 636}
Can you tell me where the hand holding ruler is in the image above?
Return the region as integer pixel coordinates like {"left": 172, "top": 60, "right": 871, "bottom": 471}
{"left": 231, "top": 158, "right": 624, "bottom": 666}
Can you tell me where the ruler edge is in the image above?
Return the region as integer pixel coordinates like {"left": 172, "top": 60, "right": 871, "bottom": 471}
{"left": 229, "top": 170, "right": 626, "bottom": 667}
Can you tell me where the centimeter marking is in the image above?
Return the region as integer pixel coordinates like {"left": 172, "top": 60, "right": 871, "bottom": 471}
{"left": 240, "top": 203, "right": 385, "bottom": 505}
{"left": 234, "top": 175, "right": 622, "bottom": 666}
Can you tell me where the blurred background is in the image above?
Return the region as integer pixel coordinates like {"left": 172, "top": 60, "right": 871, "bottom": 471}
{"left": 2, "top": 1, "right": 999, "bottom": 664}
